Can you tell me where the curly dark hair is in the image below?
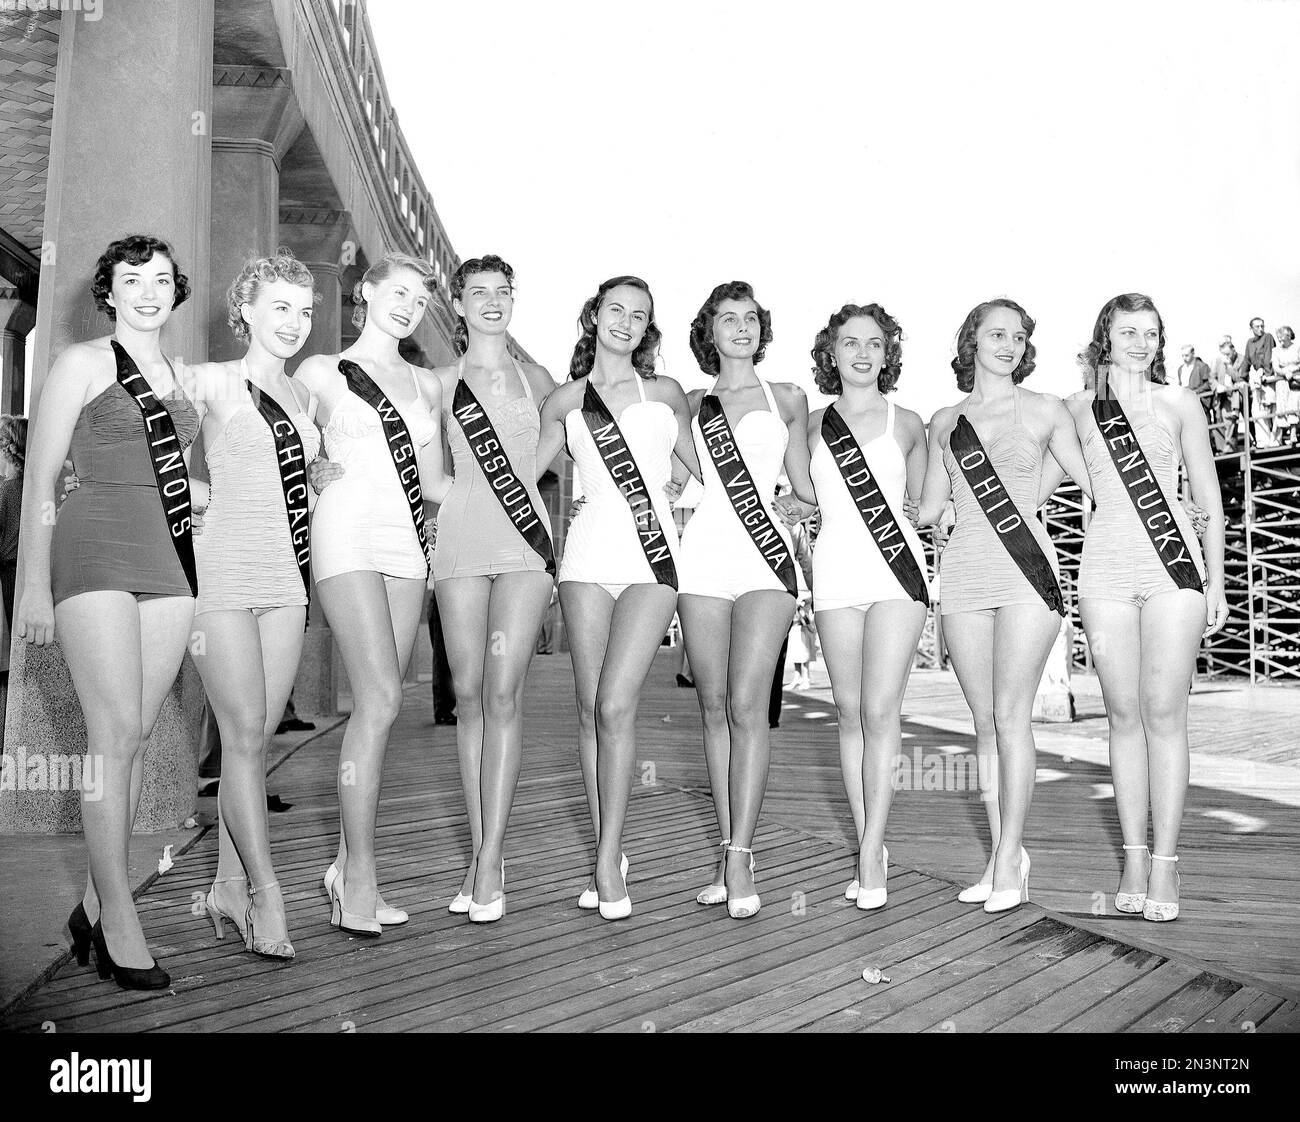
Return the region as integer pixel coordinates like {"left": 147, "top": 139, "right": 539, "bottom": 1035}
{"left": 569, "top": 275, "right": 661, "bottom": 380}
{"left": 1078, "top": 292, "right": 1168, "bottom": 391}
{"left": 688, "top": 280, "right": 773, "bottom": 376}
{"left": 449, "top": 253, "right": 515, "bottom": 355}
{"left": 91, "top": 234, "right": 191, "bottom": 320}
{"left": 810, "top": 303, "right": 903, "bottom": 396}
{"left": 951, "top": 298, "right": 1037, "bottom": 393}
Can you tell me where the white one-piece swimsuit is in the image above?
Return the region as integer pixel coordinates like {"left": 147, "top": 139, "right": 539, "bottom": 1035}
{"left": 558, "top": 374, "right": 680, "bottom": 599}
{"left": 678, "top": 377, "right": 793, "bottom": 602}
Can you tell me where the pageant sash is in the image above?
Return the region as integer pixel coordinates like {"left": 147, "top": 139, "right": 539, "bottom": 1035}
{"left": 248, "top": 381, "right": 312, "bottom": 599}
{"left": 1091, "top": 397, "right": 1202, "bottom": 591}
{"left": 111, "top": 340, "right": 197, "bottom": 596}
{"left": 338, "top": 359, "right": 431, "bottom": 573}
{"left": 948, "top": 416, "right": 1064, "bottom": 615}
{"left": 451, "top": 379, "right": 555, "bottom": 575}
{"left": 820, "top": 405, "right": 929, "bottom": 606}
{"left": 698, "top": 394, "right": 796, "bottom": 597}
{"left": 579, "top": 382, "right": 677, "bottom": 589}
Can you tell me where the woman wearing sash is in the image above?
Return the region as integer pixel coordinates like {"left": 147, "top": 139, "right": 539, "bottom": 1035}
{"left": 917, "top": 298, "right": 1089, "bottom": 913}
{"left": 184, "top": 250, "right": 320, "bottom": 958}
{"left": 1069, "top": 294, "right": 1227, "bottom": 922}
{"left": 428, "top": 255, "right": 557, "bottom": 923}
{"left": 806, "top": 303, "right": 930, "bottom": 911}
{"left": 537, "top": 276, "right": 701, "bottom": 920}
{"left": 297, "top": 252, "right": 444, "bottom": 935}
{"left": 674, "top": 281, "right": 810, "bottom": 920}
{"left": 16, "top": 235, "right": 199, "bottom": 989}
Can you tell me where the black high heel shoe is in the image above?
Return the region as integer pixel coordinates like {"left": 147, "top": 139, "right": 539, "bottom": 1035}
{"left": 68, "top": 902, "right": 93, "bottom": 966}
{"left": 90, "top": 921, "right": 170, "bottom": 990}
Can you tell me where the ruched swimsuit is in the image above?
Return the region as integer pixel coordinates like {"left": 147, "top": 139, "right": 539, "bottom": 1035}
{"left": 52, "top": 378, "right": 199, "bottom": 605}
{"left": 1078, "top": 385, "right": 1206, "bottom": 606}
{"left": 811, "top": 399, "right": 929, "bottom": 611}
{"left": 558, "top": 375, "right": 680, "bottom": 599}
{"left": 939, "top": 388, "right": 1059, "bottom": 615}
{"left": 311, "top": 361, "right": 437, "bottom": 582}
{"left": 195, "top": 367, "right": 321, "bottom": 614}
{"left": 678, "top": 378, "right": 792, "bottom": 602}
{"left": 433, "top": 355, "right": 553, "bottom": 582}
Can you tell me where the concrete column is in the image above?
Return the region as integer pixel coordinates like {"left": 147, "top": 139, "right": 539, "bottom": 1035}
{"left": 0, "top": 292, "right": 37, "bottom": 415}
{"left": 2, "top": 1, "right": 215, "bottom": 835}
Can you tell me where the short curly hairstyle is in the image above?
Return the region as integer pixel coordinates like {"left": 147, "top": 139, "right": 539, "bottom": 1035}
{"left": 1077, "top": 292, "right": 1167, "bottom": 390}
{"left": 0, "top": 414, "right": 26, "bottom": 473}
{"left": 449, "top": 254, "right": 515, "bottom": 355}
{"left": 225, "top": 248, "right": 317, "bottom": 342}
{"left": 91, "top": 234, "right": 191, "bottom": 320}
{"left": 951, "top": 298, "right": 1037, "bottom": 393}
{"left": 810, "top": 303, "right": 903, "bottom": 396}
{"left": 351, "top": 251, "right": 439, "bottom": 331}
{"left": 688, "top": 280, "right": 773, "bottom": 376}
{"left": 569, "top": 275, "right": 661, "bottom": 381}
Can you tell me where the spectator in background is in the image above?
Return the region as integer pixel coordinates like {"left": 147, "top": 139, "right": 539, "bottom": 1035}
{"left": 1177, "top": 344, "right": 1211, "bottom": 398}
{"left": 1271, "top": 325, "right": 1299, "bottom": 445}
{"left": 0, "top": 414, "right": 25, "bottom": 630}
{"left": 1244, "top": 317, "right": 1278, "bottom": 446}
{"left": 1211, "top": 335, "right": 1247, "bottom": 449}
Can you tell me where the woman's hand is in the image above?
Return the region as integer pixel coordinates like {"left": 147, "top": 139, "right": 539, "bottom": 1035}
{"left": 309, "top": 457, "right": 344, "bottom": 494}
{"left": 568, "top": 495, "right": 587, "bottom": 523}
{"left": 902, "top": 497, "right": 920, "bottom": 528}
{"left": 15, "top": 587, "right": 55, "bottom": 647}
{"left": 1185, "top": 499, "right": 1210, "bottom": 538}
{"left": 1204, "top": 582, "right": 1229, "bottom": 637}
{"left": 664, "top": 478, "right": 686, "bottom": 502}
{"left": 774, "top": 494, "right": 815, "bottom": 526}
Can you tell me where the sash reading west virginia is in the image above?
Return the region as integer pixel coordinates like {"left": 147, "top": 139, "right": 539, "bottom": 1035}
{"left": 820, "top": 405, "right": 928, "bottom": 605}
{"left": 948, "top": 416, "right": 1064, "bottom": 615}
{"left": 111, "top": 340, "right": 197, "bottom": 596}
{"left": 338, "top": 359, "right": 431, "bottom": 573}
{"left": 580, "top": 381, "right": 677, "bottom": 589}
{"left": 698, "top": 394, "right": 796, "bottom": 597}
{"left": 248, "top": 381, "right": 311, "bottom": 599}
{"left": 1092, "top": 396, "right": 1202, "bottom": 591}
{"left": 451, "top": 379, "right": 555, "bottom": 575}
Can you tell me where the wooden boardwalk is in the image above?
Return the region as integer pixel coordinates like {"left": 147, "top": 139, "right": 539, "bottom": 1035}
{"left": 3, "top": 654, "right": 1298, "bottom": 1033}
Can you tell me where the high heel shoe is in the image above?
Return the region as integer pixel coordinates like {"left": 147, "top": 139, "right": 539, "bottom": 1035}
{"left": 205, "top": 875, "right": 249, "bottom": 941}
{"left": 725, "top": 844, "right": 760, "bottom": 920}
{"left": 957, "top": 862, "right": 994, "bottom": 903}
{"left": 90, "top": 922, "right": 169, "bottom": 990}
{"left": 598, "top": 858, "right": 632, "bottom": 921}
{"left": 469, "top": 860, "right": 505, "bottom": 924}
{"left": 1142, "top": 854, "right": 1180, "bottom": 922}
{"left": 245, "top": 882, "right": 295, "bottom": 959}
{"left": 696, "top": 839, "right": 730, "bottom": 906}
{"left": 578, "top": 852, "right": 627, "bottom": 910}
{"left": 323, "top": 862, "right": 408, "bottom": 926}
{"left": 68, "top": 901, "right": 93, "bottom": 966}
{"left": 855, "top": 846, "right": 888, "bottom": 911}
{"left": 1115, "top": 844, "right": 1150, "bottom": 913}
{"left": 983, "top": 848, "right": 1030, "bottom": 914}
{"left": 327, "top": 872, "right": 382, "bottom": 937}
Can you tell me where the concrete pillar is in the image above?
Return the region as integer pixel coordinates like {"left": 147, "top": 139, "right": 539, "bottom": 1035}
{"left": 2, "top": 1, "right": 215, "bottom": 835}
{"left": 0, "top": 291, "right": 36, "bottom": 415}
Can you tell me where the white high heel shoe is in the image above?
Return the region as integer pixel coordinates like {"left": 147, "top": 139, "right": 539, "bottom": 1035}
{"left": 957, "top": 860, "right": 994, "bottom": 903}
{"left": 1142, "top": 854, "right": 1180, "bottom": 922}
{"left": 323, "top": 863, "right": 408, "bottom": 926}
{"left": 578, "top": 853, "right": 628, "bottom": 910}
{"left": 855, "top": 846, "right": 888, "bottom": 911}
{"left": 1115, "top": 844, "right": 1150, "bottom": 913}
{"left": 696, "top": 839, "right": 730, "bottom": 906}
{"left": 983, "top": 848, "right": 1030, "bottom": 914}
{"left": 598, "top": 859, "right": 632, "bottom": 921}
{"left": 725, "top": 844, "right": 760, "bottom": 920}
{"left": 468, "top": 859, "right": 505, "bottom": 924}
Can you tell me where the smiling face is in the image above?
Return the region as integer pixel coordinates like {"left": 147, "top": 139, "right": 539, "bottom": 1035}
{"left": 595, "top": 284, "right": 652, "bottom": 357}
{"left": 973, "top": 306, "right": 1028, "bottom": 379}
{"left": 364, "top": 266, "right": 431, "bottom": 339}
{"left": 454, "top": 270, "right": 514, "bottom": 338}
{"left": 712, "top": 298, "right": 761, "bottom": 364}
{"left": 833, "top": 315, "right": 887, "bottom": 389}
{"left": 244, "top": 278, "right": 314, "bottom": 361}
{"left": 1107, "top": 309, "right": 1161, "bottom": 376}
{"left": 107, "top": 253, "right": 177, "bottom": 332}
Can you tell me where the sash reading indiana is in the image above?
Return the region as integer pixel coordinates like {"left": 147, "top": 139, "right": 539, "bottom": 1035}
{"left": 111, "top": 340, "right": 197, "bottom": 596}
{"left": 1091, "top": 396, "right": 1202, "bottom": 591}
{"left": 338, "top": 359, "right": 431, "bottom": 573}
{"left": 248, "top": 382, "right": 311, "bottom": 598}
{"left": 698, "top": 394, "right": 796, "bottom": 597}
{"left": 820, "top": 405, "right": 928, "bottom": 605}
{"left": 948, "top": 416, "right": 1064, "bottom": 615}
{"left": 579, "top": 381, "right": 677, "bottom": 589}
{"left": 451, "top": 379, "right": 555, "bottom": 575}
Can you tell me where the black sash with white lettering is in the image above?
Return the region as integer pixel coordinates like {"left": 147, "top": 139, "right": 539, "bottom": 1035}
{"left": 338, "top": 359, "right": 431, "bottom": 573}
{"left": 821, "top": 405, "right": 928, "bottom": 606}
{"left": 698, "top": 394, "right": 796, "bottom": 597}
{"left": 1092, "top": 396, "right": 1202, "bottom": 591}
{"left": 949, "top": 416, "right": 1064, "bottom": 615}
{"left": 111, "top": 339, "right": 197, "bottom": 596}
{"left": 580, "top": 381, "right": 677, "bottom": 589}
{"left": 451, "top": 379, "right": 555, "bottom": 576}
{"left": 248, "top": 381, "right": 311, "bottom": 599}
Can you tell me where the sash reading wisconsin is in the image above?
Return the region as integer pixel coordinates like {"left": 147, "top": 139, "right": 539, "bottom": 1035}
{"left": 248, "top": 382, "right": 311, "bottom": 598}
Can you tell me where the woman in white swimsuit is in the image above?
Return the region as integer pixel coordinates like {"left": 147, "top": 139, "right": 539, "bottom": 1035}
{"left": 298, "top": 252, "right": 445, "bottom": 936}
{"left": 537, "top": 276, "right": 701, "bottom": 920}
{"left": 674, "top": 281, "right": 812, "bottom": 920}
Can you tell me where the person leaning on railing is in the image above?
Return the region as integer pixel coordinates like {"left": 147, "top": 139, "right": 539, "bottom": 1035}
{"left": 1270, "top": 325, "right": 1300, "bottom": 445}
